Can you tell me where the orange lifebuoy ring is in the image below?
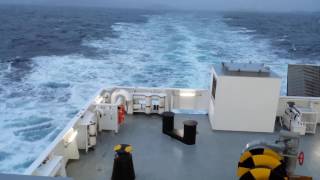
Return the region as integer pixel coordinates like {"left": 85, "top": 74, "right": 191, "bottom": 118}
{"left": 118, "top": 105, "right": 125, "bottom": 124}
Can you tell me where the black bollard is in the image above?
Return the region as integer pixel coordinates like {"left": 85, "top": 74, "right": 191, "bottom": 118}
{"left": 162, "top": 111, "right": 174, "bottom": 134}
{"left": 111, "top": 144, "right": 135, "bottom": 180}
{"left": 183, "top": 120, "right": 198, "bottom": 145}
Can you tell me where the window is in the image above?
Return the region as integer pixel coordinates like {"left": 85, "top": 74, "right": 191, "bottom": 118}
{"left": 212, "top": 75, "right": 217, "bottom": 99}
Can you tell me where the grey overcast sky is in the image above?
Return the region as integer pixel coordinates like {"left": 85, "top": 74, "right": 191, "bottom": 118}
{"left": 1, "top": 0, "right": 319, "bottom": 12}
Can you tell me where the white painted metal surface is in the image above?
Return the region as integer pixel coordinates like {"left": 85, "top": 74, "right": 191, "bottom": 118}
{"left": 209, "top": 68, "right": 282, "bottom": 132}
{"left": 76, "top": 111, "right": 97, "bottom": 152}
{"left": 278, "top": 96, "right": 320, "bottom": 124}
{"left": 96, "top": 104, "right": 119, "bottom": 132}
{"left": 298, "top": 107, "right": 317, "bottom": 134}
{"left": 33, "top": 156, "right": 66, "bottom": 177}
{"left": 282, "top": 104, "right": 306, "bottom": 135}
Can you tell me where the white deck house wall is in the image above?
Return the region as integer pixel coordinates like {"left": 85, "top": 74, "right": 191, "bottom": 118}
{"left": 209, "top": 63, "right": 282, "bottom": 132}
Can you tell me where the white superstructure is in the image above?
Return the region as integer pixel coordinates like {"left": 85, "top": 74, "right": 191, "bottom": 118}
{"left": 209, "top": 62, "right": 281, "bottom": 132}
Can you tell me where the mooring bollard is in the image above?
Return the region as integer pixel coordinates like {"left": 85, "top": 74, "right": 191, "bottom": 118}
{"left": 162, "top": 111, "right": 174, "bottom": 134}
{"left": 183, "top": 120, "right": 198, "bottom": 145}
{"left": 111, "top": 144, "right": 135, "bottom": 180}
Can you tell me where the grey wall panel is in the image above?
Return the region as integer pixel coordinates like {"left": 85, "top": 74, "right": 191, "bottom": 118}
{"left": 287, "top": 64, "right": 320, "bottom": 97}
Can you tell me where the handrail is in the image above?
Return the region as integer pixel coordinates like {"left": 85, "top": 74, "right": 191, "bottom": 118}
{"left": 23, "top": 87, "right": 208, "bottom": 175}
{"left": 280, "top": 96, "right": 320, "bottom": 101}
{"left": 24, "top": 89, "right": 103, "bottom": 175}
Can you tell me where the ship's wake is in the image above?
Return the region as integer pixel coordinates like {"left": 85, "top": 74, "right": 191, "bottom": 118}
{"left": 0, "top": 13, "right": 298, "bottom": 173}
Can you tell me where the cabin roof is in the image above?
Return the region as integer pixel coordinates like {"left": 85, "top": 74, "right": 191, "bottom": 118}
{"left": 213, "top": 62, "right": 280, "bottom": 78}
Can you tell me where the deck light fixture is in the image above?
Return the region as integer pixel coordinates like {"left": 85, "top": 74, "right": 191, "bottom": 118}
{"left": 179, "top": 90, "right": 196, "bottom": 97}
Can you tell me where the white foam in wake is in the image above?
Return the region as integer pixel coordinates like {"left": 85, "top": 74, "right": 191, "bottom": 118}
{"left": 0, "top": 13, "right": 299, "bottom": 173}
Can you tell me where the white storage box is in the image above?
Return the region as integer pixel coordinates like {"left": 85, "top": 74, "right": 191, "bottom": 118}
{"left": 209, "top": 62, "right": 281, "bottom": 133}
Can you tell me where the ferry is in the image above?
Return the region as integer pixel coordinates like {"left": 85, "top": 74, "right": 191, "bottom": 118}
{"left": 1, "top": 62, "right": 319, "bottom": 180}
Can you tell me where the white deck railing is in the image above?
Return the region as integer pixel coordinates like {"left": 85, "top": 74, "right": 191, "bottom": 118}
{"left": 24, "top": 86, "right": 320, "bottom": 176}
{"left": 278, "top": 96, "right": 320, "bottom": 123}
{"left": 24, "top": 87, "right": 209, "bottom": 176}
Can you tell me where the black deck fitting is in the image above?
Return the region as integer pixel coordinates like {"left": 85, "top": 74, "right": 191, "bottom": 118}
{"left": 111, "top": 144, "right": 135, "bottom": 180}
{"left": 183, "top": 120, "right": 198, "bottom": 145}
{"left": 162, "top": 111, "right": 174, "bottom": 134}
{"left": 162, "top": 111, "right": 198, "bottom": 145}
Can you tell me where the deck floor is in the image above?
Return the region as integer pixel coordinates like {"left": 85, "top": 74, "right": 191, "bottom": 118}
{"left": 67, "top": 114, "right": 320, "bottom": 180}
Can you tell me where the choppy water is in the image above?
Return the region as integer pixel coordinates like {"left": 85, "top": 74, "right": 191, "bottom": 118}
{"left": 0, "top": 5, "right": 319, "bottom": 173}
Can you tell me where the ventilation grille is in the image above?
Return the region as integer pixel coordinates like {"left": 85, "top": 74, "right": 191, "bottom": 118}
{"left": 287, "top": 64, "right": 320, "bottom": 97}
